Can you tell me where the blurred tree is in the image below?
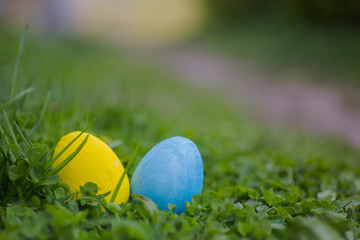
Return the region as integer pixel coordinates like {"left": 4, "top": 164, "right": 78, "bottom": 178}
{"left": 207, "top": 0, "right": 360, "bottom": 25}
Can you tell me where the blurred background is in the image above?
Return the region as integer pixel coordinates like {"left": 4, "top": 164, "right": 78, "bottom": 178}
{"left": 1, "top": 0, "right": 360, "bottom": 147}
{"left": 0, "top": 0, "right": 207, "bottom": 49}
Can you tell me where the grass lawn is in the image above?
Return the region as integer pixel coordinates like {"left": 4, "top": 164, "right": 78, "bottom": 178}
{"left": 1, "top": 27, "right": 360, "bottom": 239}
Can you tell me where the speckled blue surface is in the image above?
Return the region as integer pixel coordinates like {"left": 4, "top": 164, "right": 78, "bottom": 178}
{"left": 130, "top": 136, "right": 204, "bottom": 214}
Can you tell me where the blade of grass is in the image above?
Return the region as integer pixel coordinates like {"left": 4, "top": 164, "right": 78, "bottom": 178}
{"left": 1, "top": 105, "right": 18, "bottom": 145}
{"left": 45, "top": 120, "right": 94, "bottom": 168}
{"left": 27, "top": 91, "right": 49, "bottom": 139}
{"left": 13, "top": 121, "right": 30, "bottom": 147}
{"left": 110, "top": 143, "right": 140, "bottom": 203}
{"left": 10, "top": 25, "right": 29, "bottom": 101}
{"left": 46, "top": 134, "right": 89, "bottom": 177}
{"left": 4, "top": 87, "right": 34, "bottom": 108}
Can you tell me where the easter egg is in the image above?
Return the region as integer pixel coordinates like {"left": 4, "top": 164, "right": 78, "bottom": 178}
{"left": 130, "top": 136, "right": 203, "bottom": 214}
{"left": 52, "top": 131, "right": 130, "bottom": 204}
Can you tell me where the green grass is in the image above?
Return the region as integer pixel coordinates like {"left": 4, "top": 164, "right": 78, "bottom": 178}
{"left": 200, "top": 21, "right": 360, "bottom": 85}
{"left": 1, "top": 27, "right": 360, "bottom": 239}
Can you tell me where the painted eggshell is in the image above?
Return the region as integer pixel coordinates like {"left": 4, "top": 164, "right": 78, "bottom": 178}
{"left": 130, "top": 136, "right": 203, "bottom": 214}
{"left": 52, "top": 131, "right": 130, "bottom": 204}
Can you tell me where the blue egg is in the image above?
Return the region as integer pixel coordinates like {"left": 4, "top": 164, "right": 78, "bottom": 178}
{"left": 130, "top": 136, "right": 203, "bottom": 214}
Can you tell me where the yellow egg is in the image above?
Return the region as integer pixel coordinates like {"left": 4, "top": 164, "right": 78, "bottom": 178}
{"left": 52, "top": 131, "right": 130, "bottom": 204}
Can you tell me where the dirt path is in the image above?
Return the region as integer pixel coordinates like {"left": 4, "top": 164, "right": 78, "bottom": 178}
{"left": 150, "top": 46, "right": 360, "bottom": 148}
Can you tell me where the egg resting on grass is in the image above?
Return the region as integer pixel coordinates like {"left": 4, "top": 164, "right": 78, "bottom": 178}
{"left": 52, "top": 131, "right": 130, "bottom": 204}
{"left": 130, "top": 136, "right": 203, "bottom": 214}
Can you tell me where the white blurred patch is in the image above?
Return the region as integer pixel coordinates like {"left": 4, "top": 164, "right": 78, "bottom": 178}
{"left": 115, "top": 160, "right": 120, "bottom": 169}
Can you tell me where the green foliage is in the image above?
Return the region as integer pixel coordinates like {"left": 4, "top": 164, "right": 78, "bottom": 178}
{"left": 206, "top": 0, "right": 360, "bottom": 24}
{"left": 203, "top": 22, "right": 360, "bottom": 83}
{"left": 1, "top": 27, "right": 360, "bottom": 239}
